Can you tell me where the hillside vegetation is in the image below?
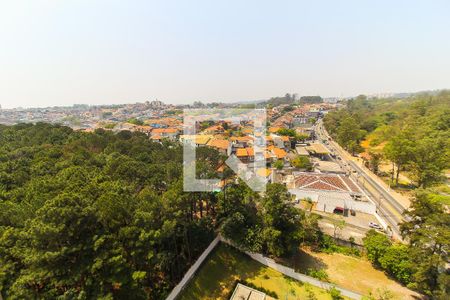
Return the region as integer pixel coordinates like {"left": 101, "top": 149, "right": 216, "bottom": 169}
{"left": 324, "top": 93, "right": 450, "bottom": 299}
{"left": 324, "top": 91, "right": 450, "bottom": 188}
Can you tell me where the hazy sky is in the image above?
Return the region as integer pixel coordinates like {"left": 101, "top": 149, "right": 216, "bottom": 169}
{"left": 1, "top": 1, "right": 450, "bottom": 108}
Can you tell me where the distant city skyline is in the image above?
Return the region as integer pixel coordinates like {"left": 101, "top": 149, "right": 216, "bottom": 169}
{"left": 0, "top": 88, "right": 444, "bottom": 110}
{"left": 1, "top": 1, "right": 450, "bottom": 109}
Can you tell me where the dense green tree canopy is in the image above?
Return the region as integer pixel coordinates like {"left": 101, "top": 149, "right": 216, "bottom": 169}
{"left": 218, "top": 183, "right": 318, "bottom": 257}
{"left": 400, "top": 191, "right": 450, "bottom": 298}
{"left": 363, "top": 190, "right": 449, "bottom": 298}
{"left": 0, "top": 123, "right": 318, "bottom": 299}
{"left": 0, "top": 123, "right": 220, "bottom": 299}
{"left": 291, "top": 155, "right": 312, "bottom": 170}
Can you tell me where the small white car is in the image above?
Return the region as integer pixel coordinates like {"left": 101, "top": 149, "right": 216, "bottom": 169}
{"left": 369, "top": 222, "right": 383, "bottom": 230}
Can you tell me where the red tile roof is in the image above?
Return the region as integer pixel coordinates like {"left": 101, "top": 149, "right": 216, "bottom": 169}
{"left": 231, "top": 136, "right": 254, "bottom": 142}
{"left": 207, "top": 139, "right": 230, "bottom": 150}
{"left": 152, "top": 128, "right": 179, "bottom": 134}
{"left": 236, "top": 148, "right": 254, "bottom": 157}
{"left": 294, "top": 173, "right": 361, "bottom": 193}
{"left": 268, "top": 127, "right": 281, "bottom": 133}
{"left": 272, "top": 148, "right": 287, "bottom": 159}
{"left": 150, "top": 135, "right": 162, "bottom": 140}
{"left": 236, "top": 148, "right": 248, "bottom": 157}
{"left": 204, "top": 125, "right": 223, "bottom": 132}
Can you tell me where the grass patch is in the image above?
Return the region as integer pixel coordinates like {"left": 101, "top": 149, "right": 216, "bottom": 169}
{"left": 290, "top": 247, "right": 421, "bottom": 300}
{"left": 428, "top": 187, "right": 450, "bottom": 205}
{"left": 179, "top": 243, "right": 341, "bottom": 300}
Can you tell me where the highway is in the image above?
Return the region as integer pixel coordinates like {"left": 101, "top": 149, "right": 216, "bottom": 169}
{"left": 314, "top": 119, "right": 407, "bottom": 240}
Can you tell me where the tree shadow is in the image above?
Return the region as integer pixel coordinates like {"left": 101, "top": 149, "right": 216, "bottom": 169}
{"left": 275, "top": 248, "right": 327, "bottom": 274}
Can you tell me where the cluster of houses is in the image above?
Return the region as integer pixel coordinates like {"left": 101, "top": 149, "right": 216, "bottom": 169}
{"left": 0, "top": 100, "right": 179, "bottom": 129}
{"left": 110, "top": 116, "right": 298, "bottom": 183}
{"left": 179, "top": 121, "right": 295, "bottom": 181}
{"left": 94, "top": 102, "right": 373, "bottom": 217}
{"left": 4, "top": 98, "right": 372, "bottom": 217}
{"left": 268, "top": 103, "right": 334, "bottom": 129}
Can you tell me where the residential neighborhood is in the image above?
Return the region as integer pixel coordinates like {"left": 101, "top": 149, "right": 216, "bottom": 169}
{"left": 1, "top": 2, "right": 449, "bottom": 299}
{"left": 0, "top": 98, "right": 389, "bottom": 240}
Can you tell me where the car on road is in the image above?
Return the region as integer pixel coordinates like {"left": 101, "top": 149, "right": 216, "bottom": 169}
{"left": 369, "top": 222, "right": 383, "bottom": 230}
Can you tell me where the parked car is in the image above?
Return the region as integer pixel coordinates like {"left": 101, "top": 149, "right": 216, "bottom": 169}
{"left": 369, "top": 222, "right": 383, "bottom": 230}
{"left": 333, "top": 207, "right": 345, "bottom": 215}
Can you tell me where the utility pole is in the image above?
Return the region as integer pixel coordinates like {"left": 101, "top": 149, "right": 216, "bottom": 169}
{"left": 377, "top": 195, "right": 384, "bottom": 215}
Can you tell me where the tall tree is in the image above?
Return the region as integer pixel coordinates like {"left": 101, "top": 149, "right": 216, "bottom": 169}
{"left": 383, "top": 129, "right": 415, "bottom": 185}
{"left": 400, "top": 192, "right": 450, "bottom": 298}
{"left": 336, "top": 116, "right": 366, "bottom": 155}
{"left": 409, "top": 135, "right": 449, "bottom": 187}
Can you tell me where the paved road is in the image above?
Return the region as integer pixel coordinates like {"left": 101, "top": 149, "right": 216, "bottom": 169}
{"left": 314, "top": 120, "right": 407, "bottom": 240}
{"left": 318, "top": 219, "right": 367, "bottom": 245}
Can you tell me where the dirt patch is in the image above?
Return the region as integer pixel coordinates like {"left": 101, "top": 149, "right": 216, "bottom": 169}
{"left": 295, "top": 247, "right": 422, "bottom": 299}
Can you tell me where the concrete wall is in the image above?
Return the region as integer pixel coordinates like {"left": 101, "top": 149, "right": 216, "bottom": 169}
{"left": 165, "top": 236, "right": 220, "bottom": 300}
{"left": 289, "top": 189, "right": 376, "bottom": 214}
{"left": 316, "top": 197, "right": 376, "bottom": 214}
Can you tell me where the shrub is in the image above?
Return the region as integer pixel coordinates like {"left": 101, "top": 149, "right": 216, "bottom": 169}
{"left": 328, "top": 287, "right": 344, "bottom": 300}
{"left": 362, "top": 288, "right": 395, "bottom": 300}
{"left": 378, "top": 244, "right": 413, "bottom": 285}
{"left": 291, "top": 155, "right": 312, "bottom": 170}
{"left": 273, "top": 160, "right": 284, "bottom": 170}
{"left": 319, "top": 235, "right": 361, "bottom": 257}
{"left": 363, "top": 231, "right": 414, "bottom": 286}
{"left": 306, "top": 268, "right": 329, "bottom": 282}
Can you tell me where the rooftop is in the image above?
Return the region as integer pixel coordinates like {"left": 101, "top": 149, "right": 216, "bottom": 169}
{"left": 256, "top": 168, "right": 272, "bottom": 177}
{"left": 230, "top": 283, "right": 266, "bottom": 300}
{"left": 236, "top": 147, "right": 255, "bottom": 157}
{"left": 179, "top": 134, "right": 212, "bottom": 145}
{"left": 306, "top": 143, "right": 330, "bottom": 155}
{"left": 295, "top": 146, "right": 310, "bottom": 156}
{"left": 207, "top": 139, "right": 230, "bottom": 150}
{"left": 293, "top": 172, "right": 361, "bottom": 194}
{"left": 152, "top": 128, "right": 179, "bottom": 134}
{"left": 315, "top": 160, "right": 344, "bottom": 173}
{"left": 272, "top": 147, "right": 287, "bottom": 159}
